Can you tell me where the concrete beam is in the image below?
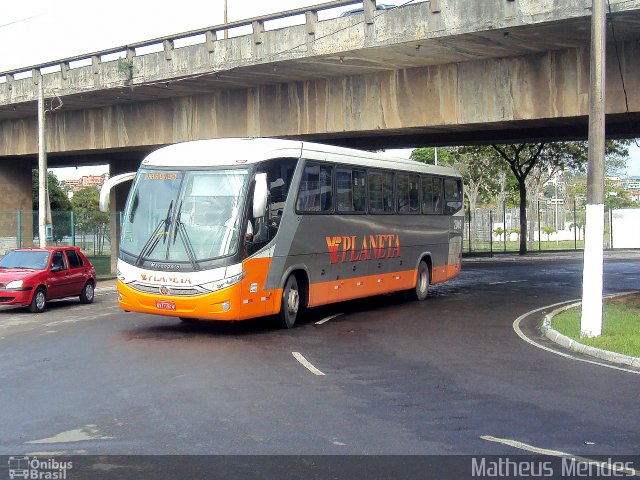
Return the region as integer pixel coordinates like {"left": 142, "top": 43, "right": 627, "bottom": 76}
{"left": 2, "top": 0, "right": 639, "bottom": 112}
{"left": 1, "top": 41, "right": 638, "bottom": 157}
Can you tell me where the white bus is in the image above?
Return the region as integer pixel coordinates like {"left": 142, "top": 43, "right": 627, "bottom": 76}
{"left": 100, "top": 138, "right": 463, "bottom": 328}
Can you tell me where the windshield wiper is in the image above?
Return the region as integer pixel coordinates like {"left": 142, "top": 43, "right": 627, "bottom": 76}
{"left": 172, "top": 200, "right": 199, "bottom": 271}
{"left": 135, "top": 200, "right": 173, "bottom": 266}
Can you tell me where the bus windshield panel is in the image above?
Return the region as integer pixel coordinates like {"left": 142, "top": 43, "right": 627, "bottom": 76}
{"left": 121, "top": 168, "right": 249, "bottom": 264}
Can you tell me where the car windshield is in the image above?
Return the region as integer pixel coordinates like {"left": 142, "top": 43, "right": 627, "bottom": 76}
{"left": 121, "top": 168, "right": 249, "bottom": 265}
{"left": 0, "top": 250, "right": 50, "bottom": 270}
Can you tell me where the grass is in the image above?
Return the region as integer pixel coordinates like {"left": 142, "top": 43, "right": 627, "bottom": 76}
{"left": 551, "top": 293, "right": 640, "bottom": 357}
{"left": 466, "top": 239, "right": 585, "bottom": 253}
{"left": 86, "top": 255, "right": 113, "bottom": 279}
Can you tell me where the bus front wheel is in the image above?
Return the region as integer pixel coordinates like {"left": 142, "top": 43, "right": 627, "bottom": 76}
{"left": 407, "top": 261, "right": 429, "bottom": 301}
{"left": 279, "top": 275, "right": 301, "bottom": 329}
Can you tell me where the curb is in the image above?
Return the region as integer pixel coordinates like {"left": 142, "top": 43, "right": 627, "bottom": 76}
{"left": 541, "top": 293, "right": 640, "bottom": 369}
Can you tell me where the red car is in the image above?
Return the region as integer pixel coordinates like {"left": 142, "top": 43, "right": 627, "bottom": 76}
{"left": 0, "top": 247, "right": 97, "bottom": 313}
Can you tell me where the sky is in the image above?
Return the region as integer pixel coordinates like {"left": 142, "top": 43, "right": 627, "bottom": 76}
{"left": 2, "top": 0, "right": 639, "bottom": 179}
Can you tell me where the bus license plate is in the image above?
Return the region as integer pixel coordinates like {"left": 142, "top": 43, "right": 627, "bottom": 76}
{"left": 156, "top": 300, "right": 176, "bottom": 311}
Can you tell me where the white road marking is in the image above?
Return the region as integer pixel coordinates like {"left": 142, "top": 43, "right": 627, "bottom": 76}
{"left": 27, "top": 425, "right": 113, "bottom": 444}
{"left": 292, "top": 352, "right": 325, "bottom": 376}
{"left": 488, "top": 280, "right": 527, "bottom": 285}
{"left": 481, "top": 435, "right": 639, "bottom": 476}
{"left": 315, "top": 313, "right": 343, "bottom": 325}
{"left": 512, "top": 300, "right": 640, "bottom": 376}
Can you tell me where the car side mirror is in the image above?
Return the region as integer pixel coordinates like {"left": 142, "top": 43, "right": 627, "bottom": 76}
{"left": 50, "top": 265, "right": 62, "bottom": 273}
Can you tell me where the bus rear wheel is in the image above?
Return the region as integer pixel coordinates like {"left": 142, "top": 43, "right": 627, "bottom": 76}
{"left": 406, "top": 260, "right": 429, "bottom": 301}
{"left": 279, "top": 274, "right": 301, "bottom": 329}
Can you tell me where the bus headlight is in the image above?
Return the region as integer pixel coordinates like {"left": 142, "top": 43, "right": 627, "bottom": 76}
{"left": 200, "top": 272, "right": 245, "bottom": 293}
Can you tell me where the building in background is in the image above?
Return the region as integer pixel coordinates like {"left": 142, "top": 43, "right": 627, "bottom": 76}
{"left": 62, "top": 173, "right": 110, "bottom": 196}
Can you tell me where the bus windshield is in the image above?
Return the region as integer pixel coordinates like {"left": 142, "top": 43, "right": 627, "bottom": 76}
{"left": 121, "top": 168, "right": 249, "bottom": 264}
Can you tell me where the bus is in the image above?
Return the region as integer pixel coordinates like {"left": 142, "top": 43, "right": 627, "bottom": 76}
{"left": 100, "top": 138, "right": 463, "bottom": 328}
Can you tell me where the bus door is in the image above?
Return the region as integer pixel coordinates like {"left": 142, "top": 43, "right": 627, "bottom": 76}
{"left": 241, "top": 159, "right": 297, "bottom": 317}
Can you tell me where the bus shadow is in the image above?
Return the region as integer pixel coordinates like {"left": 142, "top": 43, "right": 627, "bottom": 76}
{"left": 119, "top": 290, "right": 450, "bottom": 342}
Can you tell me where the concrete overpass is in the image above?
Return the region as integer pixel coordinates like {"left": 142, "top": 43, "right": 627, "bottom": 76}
{"left": 0, "top": 0, "right": 639, "bottom": 239}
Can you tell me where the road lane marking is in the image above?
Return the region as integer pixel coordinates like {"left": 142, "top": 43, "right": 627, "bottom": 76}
{"left": 481, "top": 435, "right": 639, "bottom": 476}
{"left": 315, "top": 313, "right": 343, "bottom": 325}
{"left": 27, "top": 425, "right": 113, "bottom": 444}
{"left": 292, "top": 352, "right": 325, "bottom": 376}
{"left": 488, "top": 280, "right": 526, "bottom": 285}
{"left": 512, "top": 300, "right": 640, "bottom": 376}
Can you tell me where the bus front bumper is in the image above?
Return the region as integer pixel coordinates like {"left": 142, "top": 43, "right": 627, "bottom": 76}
{"left": 117, "top": 280, "right": 242, "bottom": 321}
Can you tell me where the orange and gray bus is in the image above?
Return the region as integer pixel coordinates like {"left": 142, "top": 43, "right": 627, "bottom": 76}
{"left": 100, "top": 138, "right": 463, "bottom": 328}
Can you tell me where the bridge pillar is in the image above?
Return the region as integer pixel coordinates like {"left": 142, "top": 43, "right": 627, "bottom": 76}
{"left": 0, "top": 159, "right": 33, "bottom": 254}
{"left": 108, "top": 158, "right": 141, "bottom": 274}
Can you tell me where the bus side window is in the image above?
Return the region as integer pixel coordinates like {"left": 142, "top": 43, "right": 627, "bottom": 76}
{"left": 336, "top": 168, "right": 366, "bottom": 213}
{"left": 433, "top": 177, "right": 443, "bottom": 214}
{"left": 296, "top": 163, "right": 333, "bottom": 213}
{"left": 397, "top": 174, "right": 420, "bottom": 214}
{"left": 444, "top": 178, "right": 463, "bottom": 215}
{"left": 369, "top": 171, "right": 394, "bottom": 214}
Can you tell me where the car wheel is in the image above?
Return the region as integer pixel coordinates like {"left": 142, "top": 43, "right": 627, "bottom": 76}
{"left": 29, "top": 287, "right": 47, "bottom": 313}
{"left": 406, "top": 260, "right": 429, "bottom": 301}
{"left": 80, "top": 282, "right": 95, "bottom": 304}
{"left": 279, "top": 274, "right": 302, "bottom": 329}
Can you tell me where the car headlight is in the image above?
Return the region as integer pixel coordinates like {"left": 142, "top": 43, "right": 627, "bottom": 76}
{"left": 200, "top": 272, "right": 245, "bottom": 293}
{"left": 6, "top": 280, "right": 23, "bottom": 289}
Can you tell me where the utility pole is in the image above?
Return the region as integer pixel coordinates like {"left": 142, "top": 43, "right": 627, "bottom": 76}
{"left": 37, "top": 79, "right": 48, "bottom": 248}
{"left": 580, "top": 0, "right": 606, "bottom": 338}
{"left": 224, "top": 0, "right": 228, "bottom": 39}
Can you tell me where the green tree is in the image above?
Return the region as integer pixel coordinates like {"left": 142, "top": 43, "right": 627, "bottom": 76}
{"left": 412, "top": 145, "right": 507, "bottom": 245}
{"left": 605, "top": 183, "right": 639, "bottom": 209}
{"left": 542, "top": 225, "right": 556, "bottom": 241}
{"left": 491, "top": 140, "right": 630, "bottom": 255}
{"left": 32, "top": 170, "right": 73, "bottom": 242}
{"left": 410, "top": 147, "right": 456, "bottom": 165}
{"left": 72, "top": 187, "right": 110, "bottom": 254}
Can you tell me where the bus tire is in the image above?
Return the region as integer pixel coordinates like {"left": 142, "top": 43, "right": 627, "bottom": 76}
{"left": 407, "top": 260, "right": 429, "bottom": 301}
{"left": 279, "top": 274, "right": 301, "bottom": 329}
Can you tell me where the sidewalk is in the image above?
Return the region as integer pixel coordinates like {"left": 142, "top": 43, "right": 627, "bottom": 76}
{"left": 463, "top": 249, "right": 640, "bottom": 264}
{"left": 95, "top": 277, "right": 117, "bottom": 294}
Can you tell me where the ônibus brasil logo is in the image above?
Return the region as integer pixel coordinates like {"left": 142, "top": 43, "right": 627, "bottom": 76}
{"left": 8, "top": 456, "right": 72, "bottom": 480}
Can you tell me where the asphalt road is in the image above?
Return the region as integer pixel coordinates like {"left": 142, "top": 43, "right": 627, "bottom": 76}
{"left": 0, "top": 257, "right": 638, "bottom": 476}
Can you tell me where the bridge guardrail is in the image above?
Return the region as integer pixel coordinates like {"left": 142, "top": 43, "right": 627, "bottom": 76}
{"left": 0, "top": 0, "right": 372, "bottom": 80}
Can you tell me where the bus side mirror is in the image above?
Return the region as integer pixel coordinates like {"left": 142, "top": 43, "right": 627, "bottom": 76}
{"left": 253, "top": 173, "right": 268, "bottom": 218}
{"left": 99, "top": 172, "right": 137, "bottom": 212}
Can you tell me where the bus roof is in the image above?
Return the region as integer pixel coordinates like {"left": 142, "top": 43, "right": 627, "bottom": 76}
{"left": 142, "top": 138, "right": 461, "bottom": 177}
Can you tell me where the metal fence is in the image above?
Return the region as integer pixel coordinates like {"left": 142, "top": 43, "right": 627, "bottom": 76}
{"left": 0, "top": 205, "right": 636, "bottom": 271}
{"left": 0, "top": 210, "right": 121, "bottom": 276}
{"left": 464, "top": 201, "right": 638, "bottom": 253}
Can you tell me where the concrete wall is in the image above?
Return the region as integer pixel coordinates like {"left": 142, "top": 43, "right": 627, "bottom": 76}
{"left": 0, "top": 160, "right": 33, "bottom": 250}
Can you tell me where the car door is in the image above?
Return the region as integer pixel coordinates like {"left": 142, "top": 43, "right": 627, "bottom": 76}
{"left": 47, "top": 250, "right": 72, "bottom": 299}
{"left": 64, "top": 249, "right": 87, "bottom": 296}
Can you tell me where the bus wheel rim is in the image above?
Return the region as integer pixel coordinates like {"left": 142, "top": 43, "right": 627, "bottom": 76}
{"left": 418, "top": 270, "right": 428, "bottom": 293}
{"left": 287, "top": 288, "right": 299, "bottom": 314}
